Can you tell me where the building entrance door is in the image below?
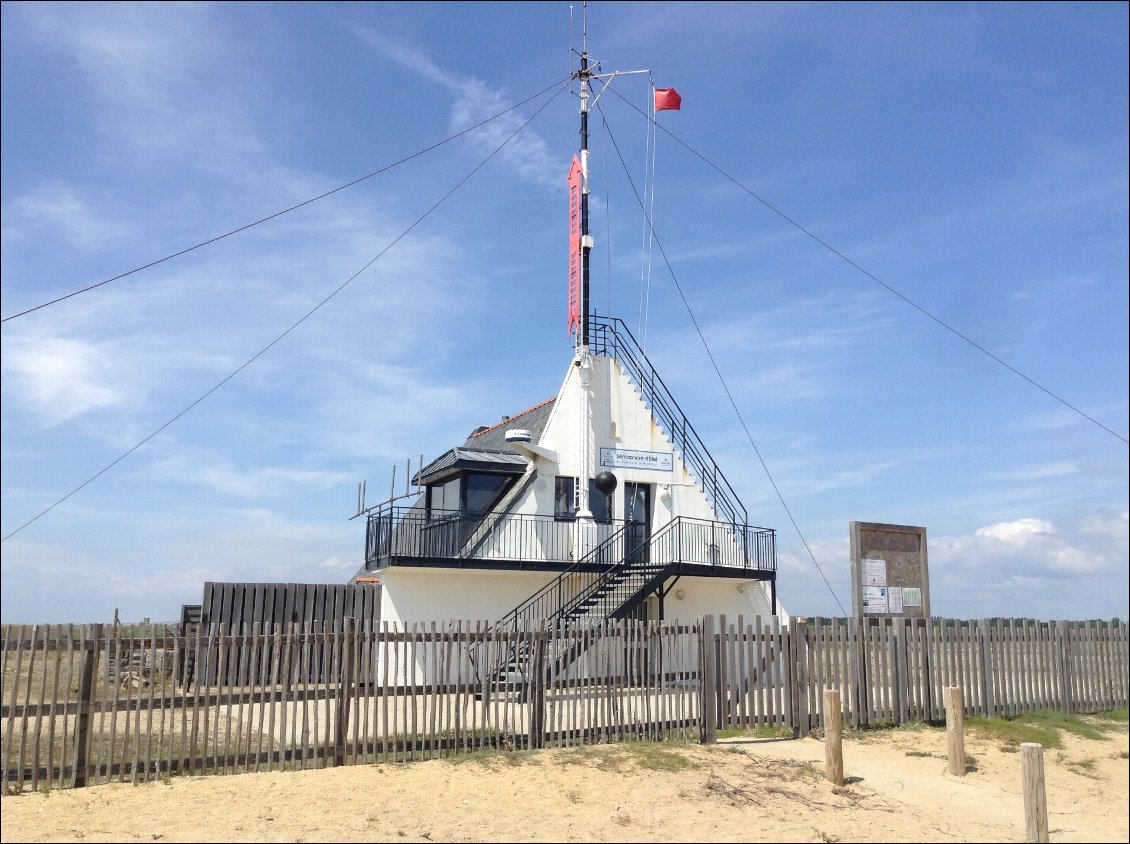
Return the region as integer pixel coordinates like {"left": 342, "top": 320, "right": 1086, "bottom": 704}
{"left": 623, "top": 482, "right": 651, "bottom": 565}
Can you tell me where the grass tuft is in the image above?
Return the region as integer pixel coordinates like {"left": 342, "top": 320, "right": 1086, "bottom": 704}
{"left": 967, "top": 709, "right": 1126, "bottom": 751}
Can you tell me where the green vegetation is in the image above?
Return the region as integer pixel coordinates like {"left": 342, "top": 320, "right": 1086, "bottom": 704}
{"left": 1058, "top": 753, "right": 1099, "bottom": 779}
{"left": 717, "top": 724, "right": 794, "bottom": 740}
{"left": 554, "top": 740, "right": 697, "bottom": 774}
{"left": 966, "top": 709, "right": 1126, "bottom": 751}
{"left": 442, "top": 738, "right": 698, "bottom": 773}
{"left": 441, "top": 747, "right": 541, "bottom": 768}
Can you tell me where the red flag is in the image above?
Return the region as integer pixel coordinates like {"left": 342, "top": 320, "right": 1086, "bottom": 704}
{"left": 654, "top": 87, "right": 682, "bottom": 112}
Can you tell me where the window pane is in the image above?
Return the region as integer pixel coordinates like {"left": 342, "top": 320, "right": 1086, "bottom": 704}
{"left": 554, "top": 476, "right": 575, "bottom": 519}
{"left": 466, "top": 473, "right": 508, "bottom": 516}
{"left": 429, "top": 476, "right": 461, "bottom": 516}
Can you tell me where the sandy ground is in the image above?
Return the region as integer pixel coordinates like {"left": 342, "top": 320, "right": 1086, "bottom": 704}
{"left": 2, "top": 723, "right": 1126, "bottom": 843}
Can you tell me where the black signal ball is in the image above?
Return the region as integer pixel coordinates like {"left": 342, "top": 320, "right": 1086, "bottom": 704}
{"left": 594, "top": 471, "right": 617, "bottom": 495}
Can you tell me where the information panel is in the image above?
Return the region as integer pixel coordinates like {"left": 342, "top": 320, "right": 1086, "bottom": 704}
{"left": 850, "top": 522, "right": 930, "bottom": 620}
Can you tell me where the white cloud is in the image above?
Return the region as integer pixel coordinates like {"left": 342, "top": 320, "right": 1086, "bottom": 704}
{"left": 2, "top": 185, "right": 129, "bottom": 249}
{"left": 935, "top": 514, "right": 1124, "bottom": 580}
{"left": 150, "top": 456, "right": 351, "bottom": 499}
{"left": 355, "top": 30, "right": 558, "bottom": 189}
{"left": 974, "top": 517, "right": 1055, "bottom": 545}
{"left": 2, "top": 334, "right": 127, "bottom": 424}
{"left": 983, "top": 462, "right": 1077, "bottom": 482}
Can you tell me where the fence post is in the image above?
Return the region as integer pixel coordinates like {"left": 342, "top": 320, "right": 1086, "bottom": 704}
{"left": 823, "top": 688, "right": 843, "bottom": 786}
{"left": 851, "top": 617, "right": 866, "bottom": 730}
{"left": 945, "top": 686, "right": 965, "bottom": 777}
{"left": 797, "top": 617, "right": 812, "bottom": 736}
{"left": 333, "top": 617, "right": 355, "bottom": 767}
{"left": 70, "top": 623, "right": 101, "bottom": 789}
{"left": 700, "top": 615, "right": 717, "bottom": 744}
{"left": 528, "top": 621, "right": 546, "bottom": 750}
{"left": 978, "top": 618, "right": 994, "bottom": 717}
{"left": 786, "top": 616, "right": 799, "bottom": 737}
{"left": 1021, "top": 743, "right": 1049, "bottom": 843}
{"left": 1056, "top": 620, "right": 1072, "bottom": 715}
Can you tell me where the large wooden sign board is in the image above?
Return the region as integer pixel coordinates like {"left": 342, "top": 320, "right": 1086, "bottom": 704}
{"left": 850, "top": 521, "right": 931, "bottom": 620}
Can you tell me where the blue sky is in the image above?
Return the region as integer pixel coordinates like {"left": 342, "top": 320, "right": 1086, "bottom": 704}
{"left": 2, "top": 1, "right": 1127, "bottom": 624}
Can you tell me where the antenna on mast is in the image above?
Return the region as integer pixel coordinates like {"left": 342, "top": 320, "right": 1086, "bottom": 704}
{"left": 348, "top": 454, "right": 426, "bottom": 521}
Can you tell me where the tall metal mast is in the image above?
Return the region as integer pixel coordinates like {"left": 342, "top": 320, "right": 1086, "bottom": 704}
{"left": 569, "top": 3, "right": 648, "bottom": 525}
{"left": 577, "top": 14, "right": 593, "bottom": 348}
{"left": 573, "top": 4, "right": 594, "bottom": 520}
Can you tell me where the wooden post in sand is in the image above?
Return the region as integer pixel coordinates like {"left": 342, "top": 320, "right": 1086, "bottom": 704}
{"left": 701, "top": 615, "right": 718, "bottom": 744}
{"left": 1021, "top": 743, "right": 1049, "bottom": 843}
{"left": 333, "top": 617, "right": 355, "bottom": 767}
{"left": 71, "top": 623, "right": 102, "bottom": 789}
{"left": 944, "top": 686, "right": 965, "bottom": 776}
{"left": 823, "top": 688, "right": 844, "bottom": 786}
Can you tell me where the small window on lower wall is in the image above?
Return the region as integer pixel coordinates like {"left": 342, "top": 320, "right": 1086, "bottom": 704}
{"left": 554, "top": 476, "right": 575, "bottom": 520}
{"left": 554, "top": 476, "right": 612, "bottom": 523}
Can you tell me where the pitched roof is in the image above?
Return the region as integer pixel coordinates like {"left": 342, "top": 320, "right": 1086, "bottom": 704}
{"left": 410, "top": 397, "right": 557, "bottom": 486}
{"left": 416, "top": 447, "right": 527, "bottom": 485}
{"left": 463, "top": 397, "right": 556, "bottom": 451}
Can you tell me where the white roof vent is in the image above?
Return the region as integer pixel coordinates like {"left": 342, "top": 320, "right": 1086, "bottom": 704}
{"left": 504, "top": 428, "right": 533, "bottom": 443}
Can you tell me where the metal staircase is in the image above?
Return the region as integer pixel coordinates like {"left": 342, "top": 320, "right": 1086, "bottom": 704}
{"left": 471, "top": 520, "right": 680, "bottom": 689}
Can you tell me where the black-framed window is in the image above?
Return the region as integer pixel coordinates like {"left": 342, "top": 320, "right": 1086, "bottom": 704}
{"left": 429, "top": 472, "right": 514, "bottom": 518}
{"left": 554, "top": 476, "right": 575, "bottom": 520}
{"left": 427, "top": 476, "right": 460, "bottom": 517}
{"left": 465, "top": 472, "right": 510, "bottom": 516}
{"left": 554, "top": 476, "right": 612, "bottom": 523}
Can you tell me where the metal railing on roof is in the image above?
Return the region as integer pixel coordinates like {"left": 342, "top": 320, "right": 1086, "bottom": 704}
{"left": 365, "top": 505, "right": 626, "bottom": 568}
{"left": 366, "top": 506, "right": 775, "bottom": 577}
{"left": 588, "top": 314, "right": 748, "bottom": 526}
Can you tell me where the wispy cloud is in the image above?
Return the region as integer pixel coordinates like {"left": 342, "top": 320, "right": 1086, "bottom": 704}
{"left": 2, "top": 185, "right": 129, "bottom": 249}
{"left": 982, "top": 461, "right": 1078, "bottom": 482}
{"left": 149, "top": 456, "right": 351, "bottom": 499}
{"left": 1, "top": 334, "right": 128, "bottom": 425}
{"left": 354, "top": 30, "right": 560, "bottom": 189}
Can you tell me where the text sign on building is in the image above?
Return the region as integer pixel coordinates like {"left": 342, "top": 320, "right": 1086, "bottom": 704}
{"left": 599, "top": 448, "right": 673, "bottom": 472}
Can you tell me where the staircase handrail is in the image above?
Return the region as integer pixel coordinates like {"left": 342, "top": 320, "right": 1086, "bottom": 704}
{"left": 555, "top": 518, "right": 681, "bottom": 624}
{"left": 488, "top": 520, "right": 635, "bottom": 635}
{"left": 589, "top": 314, "right": 748, "bottom": 526}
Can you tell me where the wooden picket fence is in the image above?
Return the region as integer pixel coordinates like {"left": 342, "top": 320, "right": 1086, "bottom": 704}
{"left": 2, "top": 615, "right": 1126, "bottom": 792}
{"left": 715, "top": 615, "right": 1129, "bottom": 735}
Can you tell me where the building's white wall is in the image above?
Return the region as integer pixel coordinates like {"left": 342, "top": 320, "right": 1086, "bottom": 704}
{"left": 660, "top": 577, "right": 785, "bottom": 624}
{"left": 515, "top": 355, "right": 739, "bottom": 531}
{"left": 381, "top": 565, "right": 561, "bottom": 627}
{"left": 380, "top": 566, "right": 786, "bottom": 631}
{"left": 376, "top": 571, "right": 785, "bottom": 683}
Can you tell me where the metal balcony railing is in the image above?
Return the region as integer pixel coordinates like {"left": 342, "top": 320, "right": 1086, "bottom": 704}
{"left": 365, "top": 505, "right": 627, "bottom": 569}
{"left": 367, "top": 505, "right": 775, "bottom": 576}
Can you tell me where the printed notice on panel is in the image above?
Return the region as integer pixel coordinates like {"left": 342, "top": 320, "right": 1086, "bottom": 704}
{"left": 887, "top": 587, "right": 904, "bottom": 614}
{"left": 862, "top": 558, "right": 887, "bottom": 587}
{"left": 862, "top": 586, "right": 888, "bottom": 614}
{"left": 902, "top": 587, "right": 922, "bottom": 607}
